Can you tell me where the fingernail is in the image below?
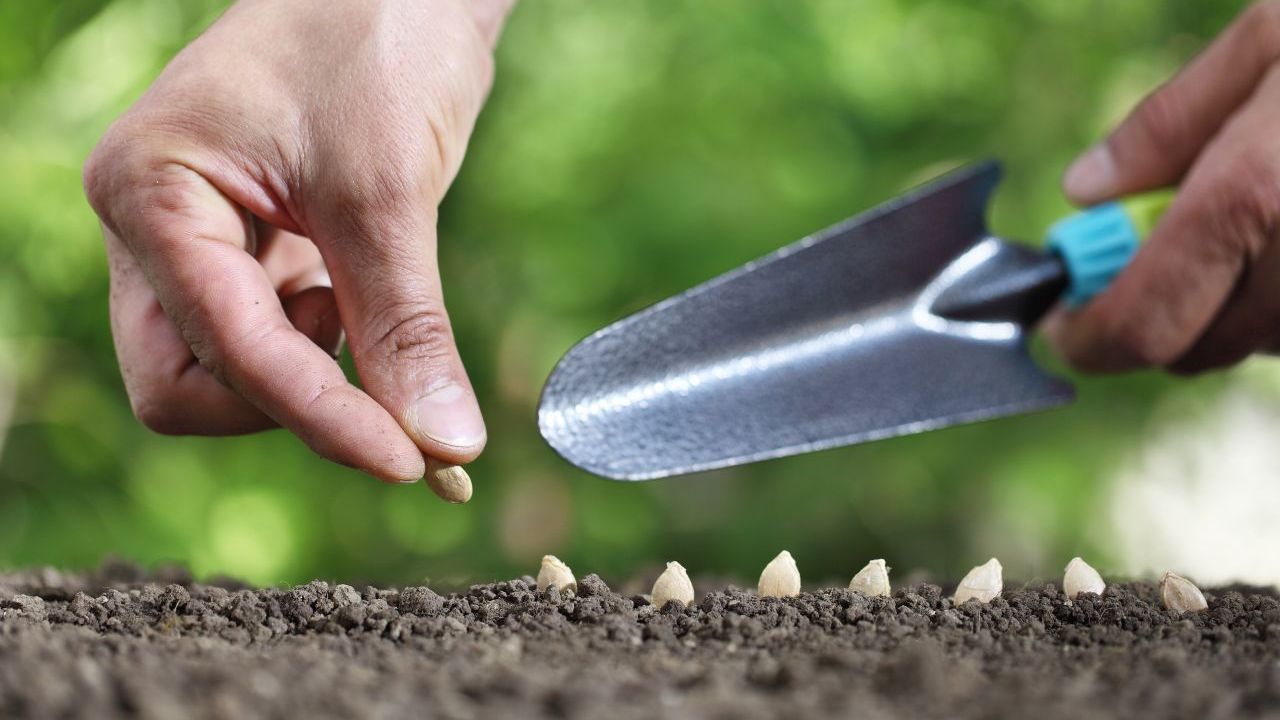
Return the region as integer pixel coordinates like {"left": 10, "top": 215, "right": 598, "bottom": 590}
{"left": 1063, "top": 144, "right": 1117, "bottom": 203}
{"left": 410, "top": 383, "right": 486, "bottom": 449}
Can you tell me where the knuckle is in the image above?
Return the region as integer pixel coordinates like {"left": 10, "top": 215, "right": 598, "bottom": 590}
{"left": 370, "top": 303, "right": 455, "bottom": 368}
{"left": 323, "top": 154, "right": 433, "bottom": 228}
{"left": 83, "top": 105, "right": 248, "bottom": 236}
{"left": 82, "top": 121, "right": 142, "bottom": 220}
{"left": 1099, "top": 313, "right": 1178, "bottom": 368}
{"left": 1199, "top": 155, "right": 1280, "bottom": 262}
{"left": 1243, "top": 1, "right": 1280, "bottom": 59}
{"left": 81, "top": 143, "right": 113, "bottom": 218}
{"left": 315, "top": 108, "right": 465, "bottom": 220}
{"left": 1125, "top": 87, "right": 1188, "bottom": 156}
{"left": 83, "top": 132, "right": 204, "bottom": 239}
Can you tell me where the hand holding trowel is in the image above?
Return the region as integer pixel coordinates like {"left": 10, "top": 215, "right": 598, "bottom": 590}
{"left": 539, "top": 162, "right": 1172, "bottom": 480}
{"left": 539, "top": 6, "right": 1280, "bottom": 482}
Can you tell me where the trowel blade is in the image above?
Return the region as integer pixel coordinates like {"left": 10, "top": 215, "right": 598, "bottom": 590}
{"left": 538, "top": 161, "right": 1074, "bottom": 480}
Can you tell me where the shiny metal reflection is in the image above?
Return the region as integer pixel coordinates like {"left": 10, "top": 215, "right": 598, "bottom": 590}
{"left": 539, "top": 161, "right": 1074, "bottom": 480}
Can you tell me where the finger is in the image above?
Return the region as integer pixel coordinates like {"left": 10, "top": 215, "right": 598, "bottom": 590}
{"left": 96, "top": 159, "right": 425, "bottom": 482}
{"left": 254, "top": 224, "right": 344, "bottom": 355}
{"left": 282, "top": 285, "right": 344, "bottom": 358}
{"left": 1045, "top": 196, "right": 1241, "bottom": 373}
{"left": 1171, "top": 229, "right": 1280, "bottom": 373}
{"left": 311, "top": 202, "right": 486, "bottom": 467}
{"left": 1064, "top": 2, "right": 1280, "bottom": 204}
{"left": 104, "top": 223, "right": 275, "bottom": 435}
{"left": 1047, "top": 64, "right": 1280, "bottom": 373}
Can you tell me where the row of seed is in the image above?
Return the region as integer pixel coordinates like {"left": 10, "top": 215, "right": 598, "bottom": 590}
{"left": 536, "top": 553, "right": 1209, "bottom": 614}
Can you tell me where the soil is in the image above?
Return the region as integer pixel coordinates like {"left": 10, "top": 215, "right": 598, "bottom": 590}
{"left": 2, "top": 562, "right": 1280, "bottom": 720}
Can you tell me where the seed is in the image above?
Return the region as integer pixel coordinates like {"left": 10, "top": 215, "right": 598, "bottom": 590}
{"left": 1062, "top": 557, "right": 1105, "bottom": 599}
{"left": 953, "top": 558, "right": 1002, "bottom": 605}
{"left": 424, "top": 458, "right": 472, "bottom": 504}
{"left": 536, "top": 555, "right": 576, "bottom": 594}
{"left": 651, "top": 561, "right": 694, "bottom": 609}
{"left": 758, "top": 550, "right": 801, "bottom": 598}
{"left": 849, "top": 559, "right": 891, "bottom": 597}
{"left": 1160, "top": 571, "right": 1207, "bottom": 614}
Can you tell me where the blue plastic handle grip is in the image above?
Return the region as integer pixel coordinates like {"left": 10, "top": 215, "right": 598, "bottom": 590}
{"left": 1046, "top": 190, "right": 1173, "bottom": 307}
{"left": 1045, "top": 202, "right": 1140, "bottom": 307}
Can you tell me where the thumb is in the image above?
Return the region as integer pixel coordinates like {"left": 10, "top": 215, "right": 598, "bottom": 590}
{"left": 318, "top": 204, "right": 486, "bottom": 468}
{"left": 1063, "top": 4, "right": 1280, "bottom": 205}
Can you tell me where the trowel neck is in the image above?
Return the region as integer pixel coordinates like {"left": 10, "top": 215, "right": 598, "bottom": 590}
{"left": 926, "top": 238, "right": 1068, "bottom": 328}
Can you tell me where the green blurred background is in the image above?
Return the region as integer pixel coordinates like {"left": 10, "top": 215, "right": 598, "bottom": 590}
{"left": 0, "top": 0, "right": 1258, "bottom": 587}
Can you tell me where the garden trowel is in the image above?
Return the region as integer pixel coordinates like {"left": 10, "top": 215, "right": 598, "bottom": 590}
{"left": 538, "top": 160, "right": 1171, "bottom": 480}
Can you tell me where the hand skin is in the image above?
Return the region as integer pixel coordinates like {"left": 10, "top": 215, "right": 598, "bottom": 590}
{"left": 1046, "top": 1, "right": 1280, "bottom": 375}
{"left": 83, "top": 0, "right": 515, "bottom": 491}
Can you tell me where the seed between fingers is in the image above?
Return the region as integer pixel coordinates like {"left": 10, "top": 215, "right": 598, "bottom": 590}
{"left": 424, "top": 458, "right": 472, "bottom": 503}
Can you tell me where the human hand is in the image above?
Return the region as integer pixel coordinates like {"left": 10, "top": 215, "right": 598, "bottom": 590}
{"left": 83, "top": 0, "right": 515, "bottom": 493}
{"left": 1046, "top": 2, "right": 1280, "bottom": 374}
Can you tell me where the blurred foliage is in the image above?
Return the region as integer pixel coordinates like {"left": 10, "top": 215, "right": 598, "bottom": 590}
{"left": 0, "top": 0, "right": 1246, "bottom": 586}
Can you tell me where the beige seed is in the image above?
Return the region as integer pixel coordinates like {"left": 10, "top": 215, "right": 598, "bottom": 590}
{"left": 651, "top": 561, "right": 695, "bottom": 609}
{"left": 1160, "top": 571, "right": 1208, "bottom": 614}
{"left": 953, "top": 558, "right": 1003, "bottom": 605}
{"left": 758, "top": 550, "right": 801, "bottom": 598}
{"left": 536, "top": 555, "right": 576, "bottom": 593}
{"left": 849, "top": 559, "right": 891, "bottom": 597}
{"left": 424, "top": 458, "right": 473, "bottom": 504}
{"left": 1062, "top": 557, "right": 1105, "bottom": 599}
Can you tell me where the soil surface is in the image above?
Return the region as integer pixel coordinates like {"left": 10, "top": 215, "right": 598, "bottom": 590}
{"left": 2, "top": 562, "right": 1280, "bottom": 720}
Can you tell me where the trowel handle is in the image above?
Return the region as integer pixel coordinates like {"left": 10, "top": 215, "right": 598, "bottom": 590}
{"left": 1046, "top": 189, "right": 1175, "bottom": 306}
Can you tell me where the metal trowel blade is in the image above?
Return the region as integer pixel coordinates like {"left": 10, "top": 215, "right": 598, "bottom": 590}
{"left": 537, "top": 161, "right": 1074, "bottom": 480}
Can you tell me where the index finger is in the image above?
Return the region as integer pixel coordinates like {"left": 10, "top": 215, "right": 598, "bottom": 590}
{"left": 1065, "top": 2, "right": 1280, "bottom": 204}
{"left": 97, "top": 158, "right": 426, "bottom": 482}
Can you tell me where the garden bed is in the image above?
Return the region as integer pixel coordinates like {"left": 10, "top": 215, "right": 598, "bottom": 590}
{"left": 2, "top": 563, "right": 1278, "bottom": 719}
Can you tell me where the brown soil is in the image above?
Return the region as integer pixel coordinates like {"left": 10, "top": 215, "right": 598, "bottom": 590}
{"left": 2, "top": 562, "right": 1279, "bottom": 719}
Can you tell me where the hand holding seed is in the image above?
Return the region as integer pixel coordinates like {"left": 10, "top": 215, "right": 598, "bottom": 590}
{"left": 83, "top": 0, "right": 516, "bottom": 487}
{"left": 424, "top": 460, "right": 473, "bottom": 504}
{"left": 1047, "top": 2, "right": 1280, "bottom": 373}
